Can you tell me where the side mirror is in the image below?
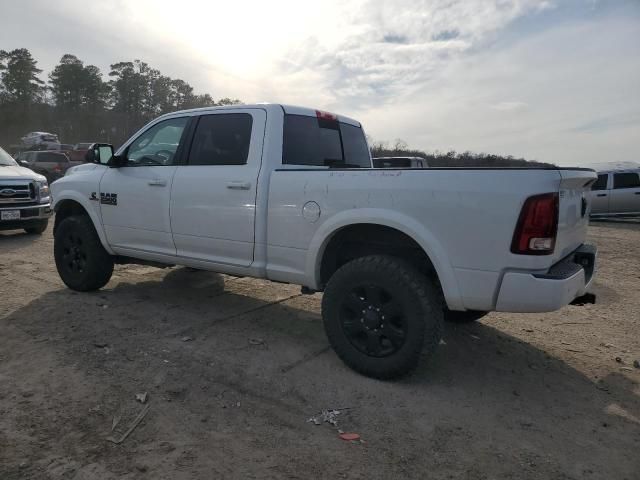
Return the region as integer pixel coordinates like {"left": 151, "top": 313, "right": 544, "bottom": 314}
{"left": 19, "top": 160, "right": 30, "bottom": 167}
{"left": 86, "top": 143, "right": 114, "bottom": 165}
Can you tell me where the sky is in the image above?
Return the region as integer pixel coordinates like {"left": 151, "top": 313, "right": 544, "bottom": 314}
{"left": 1, "top": 0, "right": 639, "bottom": 166}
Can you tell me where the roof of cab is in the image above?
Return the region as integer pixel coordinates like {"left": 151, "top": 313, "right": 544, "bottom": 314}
{"left": 156, "top": 103, "right": 362, "bottom": 127}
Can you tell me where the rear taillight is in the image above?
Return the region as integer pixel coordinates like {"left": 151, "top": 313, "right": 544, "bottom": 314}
{"left": 511, "top": 192, "right": 559, "bottom": 255}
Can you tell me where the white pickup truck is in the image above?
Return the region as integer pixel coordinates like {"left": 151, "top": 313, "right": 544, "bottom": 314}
{"left": 50, "top": 104, "right": 598, "bottom": 379}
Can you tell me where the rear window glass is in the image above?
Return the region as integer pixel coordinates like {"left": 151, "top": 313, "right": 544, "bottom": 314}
{"left": 282, "top": 114, "right": 370, "bottom": 168}
{"left": 591, "top": 174, "right": 608, "bottom": 191}
{"left": 613, "top": 173, "right": 640, "bottom": 189}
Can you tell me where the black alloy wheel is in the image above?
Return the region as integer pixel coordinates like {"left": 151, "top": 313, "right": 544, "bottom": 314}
{"left": 340, "top": 284, "right": 407, "bottom": 358}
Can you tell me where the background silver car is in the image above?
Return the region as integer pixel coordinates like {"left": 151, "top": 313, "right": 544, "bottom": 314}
{"left": 590, "top": 167, "right": 640, "bottom": 217}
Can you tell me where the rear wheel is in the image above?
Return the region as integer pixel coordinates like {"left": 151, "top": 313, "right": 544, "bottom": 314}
{"left": 24, "top": 219, "right": 48, "bottom": 235}
{"left": 322, "top": 255, "right": 443, "bottom": 379}
{"left": 54, "top": 215, "right": 114, "bottom": 291}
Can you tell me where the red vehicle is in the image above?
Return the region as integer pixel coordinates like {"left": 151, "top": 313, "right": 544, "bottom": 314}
{"left": 67, "top": 143, "right": 95, "bottom": 163}
{"left": 15, "top": 151, "right": 82, "bottom": 183}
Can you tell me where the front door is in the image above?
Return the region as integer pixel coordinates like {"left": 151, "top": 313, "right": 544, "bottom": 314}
{"left": 99, "top": 116, "right": 190, "bottom": 256}
{"left": 589, "top": 173, "right": 610, "bottom": 215}
{"left": 171, "top": 109, "right": 266, "bottom": 266}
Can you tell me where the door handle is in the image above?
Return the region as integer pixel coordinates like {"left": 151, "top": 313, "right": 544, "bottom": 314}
{"left": 148, "top": 179, "right": 167, "bottom": 186}
{"left": 226, "top": 181, "right": 251, "bottom": 190}
{"left": 596, "top": 194, "right": 607, "bottom": 197}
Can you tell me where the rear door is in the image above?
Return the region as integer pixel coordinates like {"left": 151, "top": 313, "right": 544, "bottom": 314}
{"left": 170, "top": 109, "right": 266, "bottom": 266}
{"left": 589, "top": 173, "right": 610, "bottom": 215}
{"left": 610, "top": 172, "right": 640, "bottom": 214}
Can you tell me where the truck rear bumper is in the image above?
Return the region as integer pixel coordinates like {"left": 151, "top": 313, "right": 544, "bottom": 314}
{"left": 495, "top": 244, "right": 597, "bottom": 313}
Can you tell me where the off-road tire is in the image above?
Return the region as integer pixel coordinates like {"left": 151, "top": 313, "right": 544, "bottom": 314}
{"left": 54, "top": 215, "right": 114, "bottom": 291}
{"left": 24, "top": 219, "right": 48, "bottom": 235}
{"left": 322, "top": 255, "right": 444, "bottom": 379}
{"left": 443, "top": 309, "right": 488, "bottom": 323}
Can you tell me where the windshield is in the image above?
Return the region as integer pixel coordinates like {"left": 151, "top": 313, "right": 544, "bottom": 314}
{"left": 0, "top": 146, "right": 18, "bottom": 166}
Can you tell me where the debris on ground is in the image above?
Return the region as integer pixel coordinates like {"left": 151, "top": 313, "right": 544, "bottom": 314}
{"left": 308, "top": 409, "right": 341, "bottom": 427}
{"left": 93, "top": 341, "right": 108, "bottom": 348}
{"left": 248, "top": 338, "right": 265, "bottom": 346}
{"left": 633, "top": 359, "right": 640, "bottom": 369}
{"left": 469, "top": 334, "right": 481, "bottom": 340}
{"left": 111, "top": 412, "right": 122, "bottom": 432}
{"left": 615, "top": 357, "right": 623, "bottom": 363}
{"left": 135, "top": 392, "right": 148, "bottom": 404}
{"left": 307, "top": 408, "right": 351, "bottom": 428}
{"left": 181, "top": 336, "right": 193, "bottom": 342}
{"left": 106, "top": 404, "right": 150, "bottom": 444}
{"left": 339, "top": 432, "right": 361, "bottom": 441}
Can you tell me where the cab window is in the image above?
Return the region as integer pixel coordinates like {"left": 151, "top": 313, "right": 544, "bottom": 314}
{"left": 591, "top": 174, "right": 608, "bottom": 191}
{"left": 187, "top": 114, "right": 253, "bottom": 166}
{"left": 613, "top": 172, "right": 640, "bottom": 189}
{"left": 126, "top": 117, "right": 189, "bottom": 166}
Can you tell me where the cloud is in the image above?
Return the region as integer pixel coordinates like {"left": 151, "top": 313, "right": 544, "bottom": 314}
{"left": 1, "top": 0, "right": 638, "bottom": 165}
{"left": 278, "top": 0, "right": 555, "bottom": 109}
{"left": 570, "top": 112, "right": 640, "bottom": 133}
{"left": 491, "top": 101, "right": 529, "bottom": 112}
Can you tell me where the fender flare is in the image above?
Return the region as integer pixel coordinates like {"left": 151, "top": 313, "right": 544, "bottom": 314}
{"left": 305, "top": 208, "right": 464, "bottom": 310}
{"left": 52, "top": 191, "right": 115, "bottom": 255}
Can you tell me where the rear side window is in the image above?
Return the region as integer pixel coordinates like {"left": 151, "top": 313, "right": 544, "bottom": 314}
{"left": 591, "top": 174, "right": 608, "bottom": 191}
{"left": 613, "top": 172, "right": 640, "bottom": 189}
{"left": 283, "top": 114, "right": 370, "bottom": 168}
{"left": 188, "top": 114, "right": 253, "bottom": 166}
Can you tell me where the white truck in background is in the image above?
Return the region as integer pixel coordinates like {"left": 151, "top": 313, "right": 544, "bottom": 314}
{"left": 50, "top": 104, "right": 598, "bottom": 379}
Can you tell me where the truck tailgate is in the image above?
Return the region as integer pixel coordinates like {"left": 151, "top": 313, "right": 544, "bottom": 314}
{"left": 554, "top": 169, "right": 597, "bottom": 261}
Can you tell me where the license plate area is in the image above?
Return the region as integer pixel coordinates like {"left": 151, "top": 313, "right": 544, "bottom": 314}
{"left": 1, "top": 210, "right": 20, "bottom": 221}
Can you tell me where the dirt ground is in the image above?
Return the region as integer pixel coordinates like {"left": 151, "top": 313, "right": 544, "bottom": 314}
{"left": 0, "top": 221, "right": 639, "bottom": 480}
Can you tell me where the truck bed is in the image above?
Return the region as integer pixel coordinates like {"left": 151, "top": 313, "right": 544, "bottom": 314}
{"left": 265, "top": 167, "right": 596, "bottom": 311}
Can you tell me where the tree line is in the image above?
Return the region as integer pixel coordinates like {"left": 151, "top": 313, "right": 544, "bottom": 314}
{"left": 1, "top": 48, "right": 548, "bottom": 166}
{"left": 0, "top": 48, "right": 240, "bottom": 149}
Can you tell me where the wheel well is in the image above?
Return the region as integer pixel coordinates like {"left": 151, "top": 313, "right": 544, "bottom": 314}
{"left": 319, "top": 224, "right": 439, "bottom": 288}
{"left": 53, "top": 200, "right": 90, "bottom": 234}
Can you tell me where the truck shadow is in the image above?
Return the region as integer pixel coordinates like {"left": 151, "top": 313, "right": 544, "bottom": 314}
{"left": 2, "top": 268, "right": 639, "bottom": 477}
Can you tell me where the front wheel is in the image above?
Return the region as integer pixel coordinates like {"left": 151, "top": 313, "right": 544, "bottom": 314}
{"left": 54, "top": 215, "right": 114, "bottom": 291}
{"left": 322, "top": 255, "right": 444, "bottom": 379}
